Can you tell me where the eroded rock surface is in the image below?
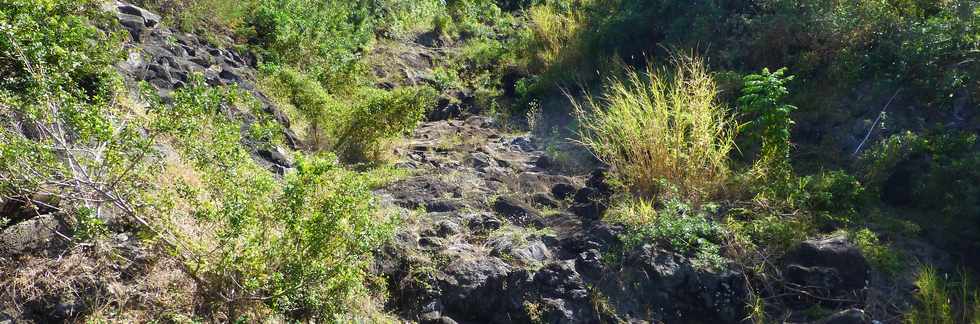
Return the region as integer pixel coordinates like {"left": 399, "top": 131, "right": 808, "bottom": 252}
{"left": 109, "top": 1, "right": 299, "bottom": 173}
{"left": 378, "top": 116, "right": 749, "bottom": 323}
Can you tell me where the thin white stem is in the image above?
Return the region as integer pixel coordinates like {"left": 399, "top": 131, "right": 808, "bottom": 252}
{"left": 852, "top": 89, "right": 901, "bottom": 156}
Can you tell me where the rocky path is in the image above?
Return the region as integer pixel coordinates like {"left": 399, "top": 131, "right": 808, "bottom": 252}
{"left": 376, "top": 117, "right": 747, "bottom": 324}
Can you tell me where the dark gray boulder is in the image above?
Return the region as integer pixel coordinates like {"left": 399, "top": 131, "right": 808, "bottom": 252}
{"left": 596, "top": 245, "right": 748, "bottom": 323}
{"left": 532, "top": 192, "right": 560, "bottom": 208}
{"left": 425, "top": 199, "right": 468, "bottom": 213}
{"left": 550, "top": 182, "right": 578, "bottom": 201}
{"left": 493, "top": 196, "right": 542, "bottom": 226}
{"left": 570, "top": 168, "right": 613, "bottom": 221}
{"left": 784, "top": 235, "right": 869, "bottom": 292}
{"left": 464, "top": 212, "right": 503, "bottom": 233}
{"left": 489, "top": 238, "right": 553, "bottom": 265}
{"left": 439, "top": 258, "right": 513, "bottom": 320}
{"left": 510, "top": 136, "right": 535, "bottom": 152}
{"left": 0, "top": 214, "right": 70, "bottom": 258}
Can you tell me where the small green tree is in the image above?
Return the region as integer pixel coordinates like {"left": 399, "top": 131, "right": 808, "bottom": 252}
{"left": 0, "top": 0, "right": 156, "bottom": 238}
{"left": 739, "top": 67, "right": 797, "bottom": 165}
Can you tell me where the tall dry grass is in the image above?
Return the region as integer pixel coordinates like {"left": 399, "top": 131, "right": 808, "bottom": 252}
{"left": 524, "top": 4, "right": 587, "bottom": 74}
{"left": 574, "top": 56, "right": 735, "bottom": 204}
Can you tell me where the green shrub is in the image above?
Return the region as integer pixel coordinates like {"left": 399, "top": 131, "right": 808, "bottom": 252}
{"left": 806, "top": 171, "right": 865, "bottom": 213}
{"left": 372, "top": 0, "right": 447, "bottom": 38}
{"left": 261, "top": 67, "right": 437, "bottom": 163}
{"left": 575, "top": 57, "right": 736, "bottom": 203}
{"left": 803, "top": 170, "right": 867, "bottom": 228}
{"left": 725, "top": 211, "right": 814, "bottom": 256}
{"left": 610, "top": 199, "right": 726, "bottom": 269}
{"left": 149, "top": 78, "right": 393, "bottom": 319}
{"left": 739, "top": 67, "right": 797, "bottom": 168}
{"left": 859, "top": 131, "right": 926, "bottom": 190}
{"left": 446, "top": 0, "right": 506, "bottom": 38}
{"left": 432, "top": 66, "right": 464, "bottom": 91}
{"left": 249, "top": 0, "right": 372, "bottom": 91}
{"left": 460, "top": 38, "right": 514, "bottom": 70}
{"left": 260, "top": 67, "right": 346, "bottom": 150}
{"left": 335, "top": 86, "right": 438, "bottom": 163}
{"left": 273, "top": 153, "right": 394, "bottom": 317}
{"left": 849, "top": 228, "right": 902, "bottom": 276}
{"left": 0, "top": 0, "right": 123, "bottom": 107}
{"left": 860, "top": 131, "right": 980, "bottom": 254}
{"left": 74, "top": 207, "right": 110, "bottom": 241}
{"left": 0, "top": 0, "right": 153, "bottom": 237}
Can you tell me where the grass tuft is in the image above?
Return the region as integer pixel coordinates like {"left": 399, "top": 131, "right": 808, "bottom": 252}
{"left": 574, "top": 56, "right": 735, "bottom": 204}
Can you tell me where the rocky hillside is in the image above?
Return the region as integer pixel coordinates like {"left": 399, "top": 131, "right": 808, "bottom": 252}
{"left": 376, "top": 116, "right": 748, "bottom": 323}
{"left": 2, "top": 0, "right": 978, "bottom": 323}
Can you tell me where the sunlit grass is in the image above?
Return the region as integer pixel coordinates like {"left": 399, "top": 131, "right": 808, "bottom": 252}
{"left": 575, "top": 56, "right": 735, "bottom": 204}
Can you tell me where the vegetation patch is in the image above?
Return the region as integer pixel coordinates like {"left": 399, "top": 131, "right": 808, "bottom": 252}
{"left": 574, "top": 57, "right": 735, "bottom": 204}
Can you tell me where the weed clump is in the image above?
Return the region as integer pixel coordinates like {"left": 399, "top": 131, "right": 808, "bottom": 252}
{"left": 608, "top": 199, "right": 726, "bottom": 270}
{"left": 260, "top": 68, "right": 437, "bottom": 163}
{"left": 905, "top": 267, "right": 980, "bottom": 324}
{"left": 575, "top": 57, "right": 735, "bottom": 204}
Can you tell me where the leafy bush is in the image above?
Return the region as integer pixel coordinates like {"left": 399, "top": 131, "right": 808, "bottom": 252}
{"left": 446, "top": 0, "right": 507, "bottom": 37}
{"left": 149, "top": 78, "right": 393, "bottom": 319}
{"left": 272, "top": 153, "right": 394, "bottom": 317}
{"left": 260, "top": 67, "right": 345, "bottom": 150}
{"left": 575, "top": 57, "right": 735, "bottom": 203}
{"left": 260, "top": 68, "right": 437, "bottom": 163}
{"left": 0, "top": 0, "right": 123, "bottom": 106}
{"left": 860, "top": 131, "right": 980, "bottom": 256}
{"left": 849, "top": 228, "right": 902, "bottom": 276}
{"left": 805, "top": 171, "right": 865, "bottom": 214}
{"left": 739, "top": 67, "right": 797, "bottom": 167}
{"left": 859, "top": 131, "right": 925, "bottom": 190}
{"left": 727, "top": 169, "right": 866, "bottom": 258}
{"left": 372, "top": 0, "right": 447, "bottom": 38}
{"left": 802, "top": 170, "right": 867, "bottom": 228}
{"left": 336, "top": 86, "right": 438, "bottom": 163}
{"left": 250, "top": 0, "right": 372, "bottom": 91}
{"left": 0, "top": 0, "right": 154, "bottom": 237}
{"left": 460, "top": 38, "right": 515, "bottom": 70}
{"left": 724, "top": 208, "right": 814, "bottom": 256}
{"left": 609, "top": 199, "right": 726, "bottom": 269}
{"left": 432, "top": 66, "right": 464, "bottom": 91}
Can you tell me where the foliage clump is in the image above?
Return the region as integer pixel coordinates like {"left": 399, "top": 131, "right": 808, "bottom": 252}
{"left": 150, "top": 79, "right": 394, "bottom": 319}
{"left": 0, "top": 0, "right": 152, "bottom": 237}
{"left": 860, "top": 131, "right": 980, "bottom": 257}
{"left": 905, "top": 267, "right": 980, "bottom": 324}
{"left": 739, "top": 67, "right": 797, "bottom": 168}
{"left": 575, "top": 57, "right": 735, "bottom": 203}
{"left": 849, "top": 228, "right": 902, "bottom": 276}
{"left": 609, "top": 199, "right": 726, "bottom": 270}
{"left": 261, "top": 67, "right": 437, "bottom": 163}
